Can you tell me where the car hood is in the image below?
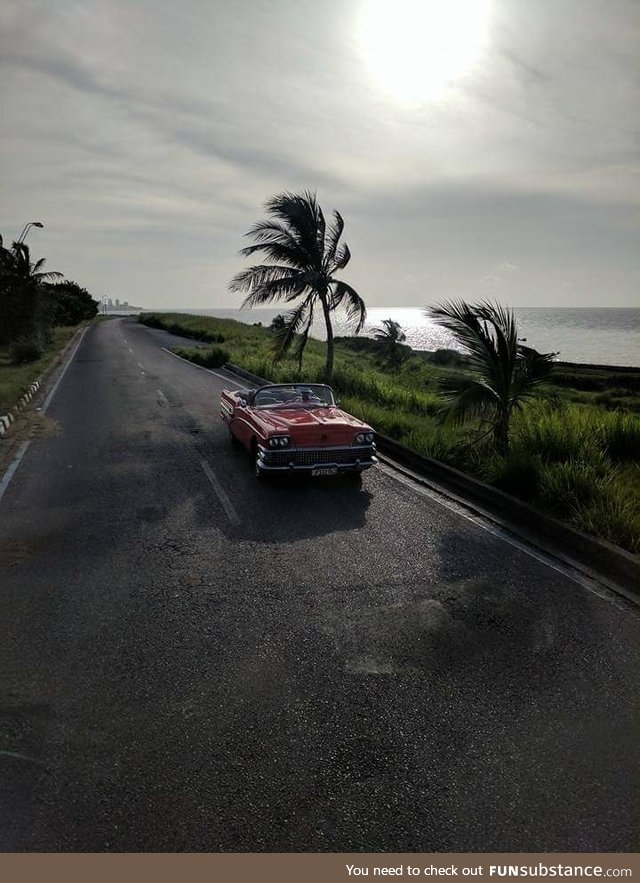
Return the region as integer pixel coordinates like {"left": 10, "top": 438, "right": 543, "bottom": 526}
{"left": 255, "top": 406, "right": 371, "bottom": 443}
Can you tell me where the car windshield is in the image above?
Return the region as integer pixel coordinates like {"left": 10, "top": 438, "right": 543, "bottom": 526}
{"left": 253, "top": 384, "right": 335, "bottom": 408}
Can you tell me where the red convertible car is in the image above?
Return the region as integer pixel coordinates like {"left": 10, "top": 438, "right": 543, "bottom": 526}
{"left": 220, "top": 382, "right": 377, "bottom": 479}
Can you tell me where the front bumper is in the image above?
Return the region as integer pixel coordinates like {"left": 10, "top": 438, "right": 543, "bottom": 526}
{"left": 256, "top": 443, "right": 378, "bottom": 474}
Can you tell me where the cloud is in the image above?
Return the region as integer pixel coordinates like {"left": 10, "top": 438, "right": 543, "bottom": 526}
{"left": 0, "top": 0, "right": 638, "bottom": 307}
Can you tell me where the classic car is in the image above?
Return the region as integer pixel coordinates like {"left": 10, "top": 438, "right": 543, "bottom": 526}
{"left": 220, "top": 382, "right": 377, "bottom": 479}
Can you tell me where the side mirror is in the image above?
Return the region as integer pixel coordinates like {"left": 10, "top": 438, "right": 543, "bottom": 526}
{"left": 239, "top": 397, "right": 247, "bottom": 408}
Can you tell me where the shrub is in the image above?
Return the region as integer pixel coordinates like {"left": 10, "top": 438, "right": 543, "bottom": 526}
{"left": 481, "top": 451, "right": 543, "bottom": 501}
{"left": 403, "top": 427, "right": 469, "bottom": 468}
{"left": 572, "top": 492, "right": 640, "bottom": 554}
{"left": 600, "top": 412, "right": 640, "bottom": 462}
{"left": 173, "top": 345, "right": 230, "bottom": 369}
{"left": 9, "top": 337, "right": 43, "bottom": 364}
{"left": 512, "top": 404, "right": 601, "bottom": 464}
{"left": 138, "top": 314, "right": 164, "bottom": 329}
{"left": 428, "top": 348, "right": 468, "bottom": 367}
{"left": 538, "top": 460, "right": 612, "bottom": 519}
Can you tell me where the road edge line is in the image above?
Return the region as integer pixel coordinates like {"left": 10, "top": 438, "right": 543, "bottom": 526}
{"left": 41, "top": 325, "right": 90, "bottom": 414}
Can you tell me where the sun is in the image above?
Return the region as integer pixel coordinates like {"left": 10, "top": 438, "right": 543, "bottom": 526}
{"left": 356, "top": 0, "right": 490, "bottom": 104}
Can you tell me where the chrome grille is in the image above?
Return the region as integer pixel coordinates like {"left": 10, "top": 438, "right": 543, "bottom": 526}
{"left": 264, "top": 446, "right": 375, "bottom": 466}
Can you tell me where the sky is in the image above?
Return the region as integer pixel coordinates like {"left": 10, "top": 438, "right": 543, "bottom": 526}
{"left": 1, "top": 0, "right": 638, "bottom": 310}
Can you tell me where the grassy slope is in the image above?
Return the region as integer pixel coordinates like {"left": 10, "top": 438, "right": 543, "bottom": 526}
{"left": 139, "top": 313, "right": 640, "bottom": 553}
{"left": 0, "top": 325, "right": 82, "bottom": 414}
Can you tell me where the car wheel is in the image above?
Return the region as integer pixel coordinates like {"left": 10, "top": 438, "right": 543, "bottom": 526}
{"left": 252, "top": 442, "right": 265, "bottom": 480}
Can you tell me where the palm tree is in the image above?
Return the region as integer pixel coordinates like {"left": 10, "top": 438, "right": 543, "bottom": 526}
{"left": 229, "top": 191, "right": 366, "bottom": 383}
{"left": 427, "top": 300, "right": 556, "bottom": 454}
{"left": 5, "top": 239, "right": 61, "bottom": 283}
{"left": 0, "top": 236, "right": 62, "bottom": 344}
{"left": 374, "top": 318, "right": 407, "bottom": 368}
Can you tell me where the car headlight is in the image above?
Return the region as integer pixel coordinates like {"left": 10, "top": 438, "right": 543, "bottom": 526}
{"left": 355, "top": 432, "right": 365, "bottom": 444}
{"left": 268, "top": 436, "right": 290, "bottom": 448}
{"left": 365, "top": 432, "right": 374, "bottom": 443}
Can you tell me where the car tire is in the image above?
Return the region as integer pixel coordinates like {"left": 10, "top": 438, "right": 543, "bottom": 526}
{"left": 252, "top": 442, "right": 265, "bottom": 480}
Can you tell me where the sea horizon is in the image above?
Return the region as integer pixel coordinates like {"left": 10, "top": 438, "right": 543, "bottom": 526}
{"left": 141, "top": 305, "right": 639, "bottom": 369}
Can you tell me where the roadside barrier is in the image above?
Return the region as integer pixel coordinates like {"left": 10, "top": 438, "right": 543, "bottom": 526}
{"left": 0, "top": 381, "right": 41, "bottom": 436}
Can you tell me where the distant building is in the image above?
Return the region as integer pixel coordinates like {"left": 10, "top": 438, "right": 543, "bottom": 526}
{"left": 115, "top": 298, "right": 120, "bottom": 307}
{"left": 107, "top": 298, "right": 113, "bottom": 307}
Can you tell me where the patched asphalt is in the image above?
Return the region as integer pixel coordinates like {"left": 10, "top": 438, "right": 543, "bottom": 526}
{"left": 0, "top": 317, "right": 638, "bottom": 851}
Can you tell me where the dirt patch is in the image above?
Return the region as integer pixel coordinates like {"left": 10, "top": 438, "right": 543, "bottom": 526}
{"left": 0, "top": 412, "right": 62, "bottom": 475}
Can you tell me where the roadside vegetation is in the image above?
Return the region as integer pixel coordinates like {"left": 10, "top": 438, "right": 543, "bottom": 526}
{"left": 0, "top": 232, "right": 99, "bottom": 412}
{"left": 0, "top": 325, "right": 82, "bottom": 413}
{"left": 138, "top": 310, "right": 640, "bottom": 554}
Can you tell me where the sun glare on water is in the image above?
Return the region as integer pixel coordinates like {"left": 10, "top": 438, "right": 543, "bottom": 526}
{"left": 356, "top": 0, "right": 490, "bottom": 104}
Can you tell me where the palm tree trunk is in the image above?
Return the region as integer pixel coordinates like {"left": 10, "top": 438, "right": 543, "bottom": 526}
{"left": 320, "top": 295, "right": 334, "bottom": 383}
{"left": 494, "top": 409, "right": 510, "bottom": 455}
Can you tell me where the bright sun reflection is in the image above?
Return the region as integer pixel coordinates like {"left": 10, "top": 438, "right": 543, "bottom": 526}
{"left": 356, "top": 0, "right": 490, "bottom": 104}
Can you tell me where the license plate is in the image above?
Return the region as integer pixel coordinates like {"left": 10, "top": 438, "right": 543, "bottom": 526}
{"left": 311, "top": 467, "right": 338, "bottom": 476}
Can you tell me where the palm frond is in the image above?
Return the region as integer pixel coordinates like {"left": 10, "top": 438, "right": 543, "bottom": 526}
{"left": 239, "top": 241, "right": 304, "bottom": 266}
{"left": 329, "top": 280, "right": 366, "bottom": 332}
{"left": 438, "top": 376, "right": 498, "bottom": 426}
{"left": 476, "top": 300, "right": 518, "bottom": 395}
{"left": 245, "top": 220, "right": 300, "bottom": 249}
{"left": 263, "top": 191, "right": 324, "bottom": 269}
{"left": 241, "top": 278, "right": 307, "bottom": 309}
{"left": 33, "top": 271, "right": 63, "bottom": 281}
{"left": 427, "top": 299, "right": 503, "bottom": 385}
{"left": 292, "top": 300, "right": 315, "bottom": 365}
{"left": 230, "top": 264, "right": 308, "bottom": 307}
{"left": 510, "top": 346, "right": 556, "bottom": 406}
{"left": 229, "top": 264, "right": 294, "bottom": 293}
{"left": 323, "top": 211, "right": 344, "bottom": 270}
{"left": 333, "top": 242, "right": 351, "bottom": 270}
{"left": 271, "top": 296, "right": 314, "bottom": 361}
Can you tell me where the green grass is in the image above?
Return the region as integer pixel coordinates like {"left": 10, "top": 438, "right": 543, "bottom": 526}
{"left": 0, "top": 325, "right": 82, "bottom": 414}
{"left": 139, "top": 312, "right": 640, "bottom": 553}
{"left": 173, "top": 345, "right": 230, "bottom": 369}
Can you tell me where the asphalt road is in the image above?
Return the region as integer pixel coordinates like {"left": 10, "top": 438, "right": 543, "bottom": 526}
{"left": 1, "top": 317, "right": 638, "bottom": 852}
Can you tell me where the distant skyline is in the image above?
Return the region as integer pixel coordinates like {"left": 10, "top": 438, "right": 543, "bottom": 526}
{"left": 1, "top": 0, "right": 638, "bottom": 310}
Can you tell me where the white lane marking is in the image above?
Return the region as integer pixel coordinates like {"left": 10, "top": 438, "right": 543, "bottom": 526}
{"left": 160, "top": 347, "right": 245, "bottom": 387}
{"left": 42, "top": 326, "right": 89, "bottom": 414}
{"left": 157, "top": 389, "right": 169, "bottom": 406}
{"left": 200, "top": 459, "right": 241, "bottom": 526}
{"left": 0, "top": 442, "right": 30, "bottom": 503}
{"left": 128, "top": 347, "right": 134, "bottom": 354}
{"left": 377, "top": 461, "right": 629, "bottom": 607}
{"left": 137, "top": 362, "right": 145, "bottom": 370}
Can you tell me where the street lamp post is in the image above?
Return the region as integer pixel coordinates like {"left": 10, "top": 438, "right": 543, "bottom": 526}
{"left": 16, "top": 221, "right": 44, "bottom": 244}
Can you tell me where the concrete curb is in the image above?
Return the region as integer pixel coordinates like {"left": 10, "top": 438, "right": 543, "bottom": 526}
{"left": 222, "top": 361, "right": 639, "bottom": 601}
{"left": 223, "top": 363, "right": 270, "bottom": 386}
{"left": 0, "top": 381, "right": 41, "bottom": 436}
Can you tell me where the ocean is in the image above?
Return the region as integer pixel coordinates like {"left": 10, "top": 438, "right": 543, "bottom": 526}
{"left": 153, "top": 306, "right": 639, "bottom": 368}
